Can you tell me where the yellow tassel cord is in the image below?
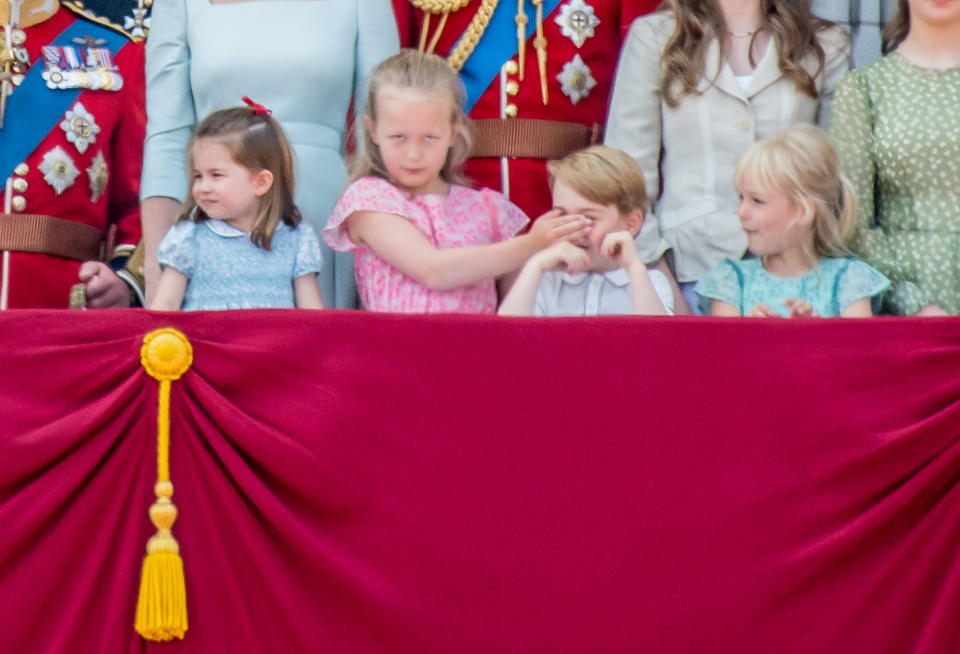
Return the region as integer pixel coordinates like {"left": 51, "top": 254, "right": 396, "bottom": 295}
{"left": 410, "top": 0, "right": 498, "bottom": 72}
{"left": 135, "top": 328, "right": 193, "bottom": 641}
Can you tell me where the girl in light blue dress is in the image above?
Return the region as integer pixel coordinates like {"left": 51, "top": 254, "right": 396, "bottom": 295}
{"left": 151, "top": 103, "right": 324, "bottom": 311}
{"left": 696, "top": 125, "right": 888, "bottom": 318}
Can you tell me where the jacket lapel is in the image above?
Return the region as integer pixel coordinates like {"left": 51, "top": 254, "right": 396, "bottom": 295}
{"left": 744, "top": 36, "right": 785, "bottom": 97}
{"left": 699, "top": 37, "right": 748, "bottom": 102}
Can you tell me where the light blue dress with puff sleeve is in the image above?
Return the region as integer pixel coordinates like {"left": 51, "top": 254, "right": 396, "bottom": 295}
{"left": 695, "top": 257, "right": 890, "bottom": 317}
{"left": 141, "top": 0, "right": 399, "bottom": 308}
{"left": 157, "top": 218, "right": 323, "bottom": 310}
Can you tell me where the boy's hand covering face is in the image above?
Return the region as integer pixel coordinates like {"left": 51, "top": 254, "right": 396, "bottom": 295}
{"left": 600, "top": 230, "right": 642, "bottom": 268}
{"left": 534, "top": 241, "right": 591, "bottom": 273}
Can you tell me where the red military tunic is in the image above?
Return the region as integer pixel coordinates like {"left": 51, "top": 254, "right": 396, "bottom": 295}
{"left": 394, "top": 0, "right": 659, "bottom": 220}
{"left": 1, "top": 3, "right": 144, "bottom": 308}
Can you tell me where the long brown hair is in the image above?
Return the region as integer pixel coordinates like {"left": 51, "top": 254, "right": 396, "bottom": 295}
{"left": 180, "top": 106, "right": 300, "bottom": 250}
{"left": 881, "top": 0, "right": 909, "bottom": 54}
{"left": 352, "top": 49, "right": 472, "bottom": 186}
{"left": 658, "top": 0, "right": 835, "bottom": 107}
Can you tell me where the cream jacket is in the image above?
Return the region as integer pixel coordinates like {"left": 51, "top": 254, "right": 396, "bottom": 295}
{"left": 605, "top": 12, "right": 850, "bottom": 282}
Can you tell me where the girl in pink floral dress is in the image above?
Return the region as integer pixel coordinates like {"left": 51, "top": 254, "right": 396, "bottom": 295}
{"left": 323, "top": 51, "right": 590, "bottom": 313}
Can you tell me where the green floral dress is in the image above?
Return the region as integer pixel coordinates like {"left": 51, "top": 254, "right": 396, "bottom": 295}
{"left": 831, "top": 52, "right": 960, "bottom": 315}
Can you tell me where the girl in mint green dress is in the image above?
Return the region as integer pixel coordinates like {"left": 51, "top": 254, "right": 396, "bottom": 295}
{"left": 696, "top": 125, "right": 888, "bottom": 317}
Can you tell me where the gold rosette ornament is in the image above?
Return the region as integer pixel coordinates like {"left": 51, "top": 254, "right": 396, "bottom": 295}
{"left": 135, "top": 328, "right": 193, "bottom": 641}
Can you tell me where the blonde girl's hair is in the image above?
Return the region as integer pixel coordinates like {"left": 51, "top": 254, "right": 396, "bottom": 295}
{"left": 352, "top": 49, "right": 472, "bottom": 186}
{"left": 734, "top": 124, "right": 857, "bottom": 263}
{"left": 881, "top": 0, "right": 908, "bottom": 55}
{"left": 658, "top": 0, "right": 836, "bottom": 108}
{"left": 546, "top": 145, "right": 648, "bottom": 217}
{"left": 179, "top": 106, "right": 300, "bottom": 251}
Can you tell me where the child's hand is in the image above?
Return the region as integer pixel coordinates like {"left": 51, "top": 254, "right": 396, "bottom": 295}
{"left": 527, "top": 209, "right": 590, "bottom": 250}
{"left": 600, "top": 231, "right": 641, "bottom": 269}
{"left": 916, "top": 303, "right": 950, "bottom": 316}
{"left": 784, "top": 298, "right": 818, "bottom": 318}
{"left": 532, "top": 241, "right": 590, "bottom": 273}
{"left": 745, "top": 302, "right": 782, "bottom": 318}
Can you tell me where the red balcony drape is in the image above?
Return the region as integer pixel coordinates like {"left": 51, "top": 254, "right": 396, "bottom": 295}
{"left": 1, "top": 310, "right": 959, "bottom": 653}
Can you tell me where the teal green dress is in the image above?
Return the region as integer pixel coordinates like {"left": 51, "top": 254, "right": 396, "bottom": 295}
{"left": 695, "top": 257, "right": 889, "bottom": 317}
{"left": 141, "top": 0, "right": 398, "bottom": 308}
{"left": 831, "top": 52, "right": 960, "bottom": 315}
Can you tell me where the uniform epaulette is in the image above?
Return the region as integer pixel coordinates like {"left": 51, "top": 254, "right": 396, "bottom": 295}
{"left": 61, "top": 0, "right": 151, "bottom": 42}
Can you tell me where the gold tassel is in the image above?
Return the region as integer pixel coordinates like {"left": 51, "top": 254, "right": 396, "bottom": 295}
{"left": 135, "top": 328, "right": 193, "bottom": 642}
{"left": 532, "top": 0, "right": 548, "bottom": 105}
{"left": 515, "top": 0, "right": 527, "bottom": 80}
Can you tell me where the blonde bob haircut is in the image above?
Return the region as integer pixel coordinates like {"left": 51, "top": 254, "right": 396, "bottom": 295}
{"left": 353, "top": 49, "right": 472, "bottom": 186}
{"left": 546, "top": 145, "right": 648, "bottom": 217}
{"left": 735, "top": 124, "right": 857, "bottom": 262}
{"left": 180, "top": 106, "right": 300, "bottom": 251}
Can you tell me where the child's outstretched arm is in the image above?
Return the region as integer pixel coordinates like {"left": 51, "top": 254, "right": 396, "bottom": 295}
{"left": 601, "top": 232, "right": 668, "bottom": 316}
{"left": 709, "top": 300, "right": 743, "bottom": 317}
{"left": 498, "top": 241, "right": 590, "bottom": 315}
{"left": 346, "top": 209, "right": 589, "bottom": 292}
{"left": 840, "top": 298, "right": 872, "bottom": 318}
{"left": 294, "top": 274, "right": 325, "bottom": 309}
{"left": 150, "top": 267, "right": 188, "bottom": 311}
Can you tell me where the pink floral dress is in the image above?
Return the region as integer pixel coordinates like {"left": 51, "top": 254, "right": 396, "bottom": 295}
{"left": 323, "top": 177, "right": 529, "bottom": 313}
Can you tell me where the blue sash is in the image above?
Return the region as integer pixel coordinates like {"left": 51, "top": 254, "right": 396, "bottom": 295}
{"left": 456, "top": 0, "right": 563, "bottom": 112}
{"left": 0, "top": 20, "right": 128, "bottom": 181}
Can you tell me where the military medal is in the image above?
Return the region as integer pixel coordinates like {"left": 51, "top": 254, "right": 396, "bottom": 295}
{"left": 40, "top": 40, "right": 123, "bottom": 91}
{"left": 0, "top": 27, "right": 31, "bottom": 128}
{"left": 555, "top": 0, "right": 598, "bottom": 48}
{"left": 60, "top": 102, "right": 100, "bottom": 153}
{"left": 39, "top": 145, "right": 80, "bottom": 194}
{"left": 123, "top": 0, "right": 151, "bottom": 40}
{"left": 87, "top": 150, "right": 108, "bottom": 202}
{"left": 556, "top": 54, "right": 595, "bottom": 104}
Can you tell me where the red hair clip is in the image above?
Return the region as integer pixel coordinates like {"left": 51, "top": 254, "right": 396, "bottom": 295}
{"left": 242, "top": 96, "right": 272, "bottom": 117}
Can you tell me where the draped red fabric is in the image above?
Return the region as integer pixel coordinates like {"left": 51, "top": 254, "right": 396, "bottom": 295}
{"left": 1, "top": 310, "right": 959, "bottom": 654}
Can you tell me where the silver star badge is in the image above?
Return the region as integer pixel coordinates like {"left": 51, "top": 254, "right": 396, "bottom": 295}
{"left": 556, "top": 54, "right": 596, "bottom": 105}
{"left": 60, "top": 102, "right": 100, "bottom": 154}
{"left": 87, "top": 150, "right": 109, "bottom": 202}
{"left": 555, "top": 0, "right": 600, "bottom": 48}
{"left": 39, "top": 146, "right": 80, "bottom": 195}
{"left": 124, "top": 7, "right": 151, "bottom": 40}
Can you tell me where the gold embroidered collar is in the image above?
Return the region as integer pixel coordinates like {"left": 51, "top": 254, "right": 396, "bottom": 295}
{"left": 1, "top": 0, "right": 61, "bottom": 28}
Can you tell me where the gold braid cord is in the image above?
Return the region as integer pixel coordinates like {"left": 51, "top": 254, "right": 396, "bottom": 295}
{"left": 447, "top": 0, "right": 499, "bottom": 72}
{"left": 411, "top": 0, "right": 471, "bottom": 54}
{"left": 410, "top": 0, "right": 500, "bottom": 72}
{"left": 410, "top": 0, "right": 470, "bottom": 12}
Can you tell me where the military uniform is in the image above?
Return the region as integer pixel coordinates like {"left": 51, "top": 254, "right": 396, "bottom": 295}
{"left": 0, "top": 0, "right": 147, "bottom": 308}
{"left": 394, "top": 0, "right": 659, "bottom": 220}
